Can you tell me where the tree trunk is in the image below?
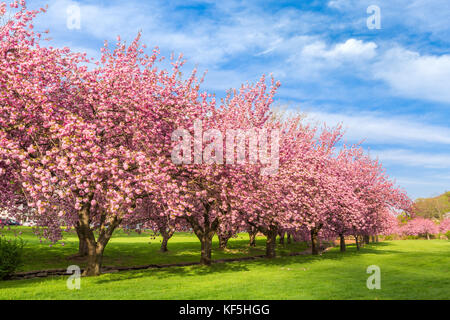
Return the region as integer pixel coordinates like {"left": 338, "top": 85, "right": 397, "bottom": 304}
{"left": 248, "top": 228, "right": 257, "bottom": 247}
{"left": 82, "top": 228, "right": 118, "bottom": 277}
{"left": 311, "top": 228, "right": 320, "bottom": 255}
{"left": 265, "top": 227, "right": 278, "bottom": 258}
{"left": 355, "top": 235, "right": 360, "bottom": 251}
{"left": 426, "top": 233, "right": 430, "bottom": 240}
{"left": 75, "top": 224, "right": 88, "bottom": 257}
{"left": 219, "top": 237, "right": 228, "bottom": 249}
{"left": 218, "top": 233, "right": 231, "bottom": 250}
{"left": 363, "top": 235, "right": 370, "bottom": 245}
{"left": 278, "top": 231, "right": 285, "bottom": 245}
{"left": 339, "top": 233, "right": 346, "bottom": 252}
{"left": 160, "top": 227, "right": 175, "bottom": 252}
{"left": 287, "top": 233, "right": 292, "bottom": 244}
{"left": 199, "top": 231, "right": 215, "bottom": 265}
{"left": 78, "top": 207, "right": 100, "bottom": 276}
{"left": 78, "top": 206, "right": 121, "bottom": 277}
{"left": 84, "top": 242, "right": 105, "bottom": 277}
{"left": 375, "top": 235, "right": 379, "bottom": 242}
{"left": 186, "top": 212, "right": 218, "bottom": 266}
{"left": 160, "top": 237, "right": 169, "bottom": 252}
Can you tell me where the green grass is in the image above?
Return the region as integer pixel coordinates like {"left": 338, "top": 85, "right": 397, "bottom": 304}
{"left": 0, "top": 227, "right": 307, "bottom": 271}
{"left": 0, "top": 227, "right": 449, "bottom": 300}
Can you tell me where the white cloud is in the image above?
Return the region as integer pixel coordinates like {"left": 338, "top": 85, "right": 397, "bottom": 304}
{"left": 400, "top": 0, "right": 450, "bottom": 41}
{"left": 304, "top": 110, "right": 450, "bottom": 145}
{"left": 31, "top": 0, "right": 337, "bottom": 69}
{"left": 327, "top": 0, "right": 450, "bottom": 43}
{"left": 301, "top": 38, "right": 377, "bottom": 61}
{"left": 327, "top": 0, "right": 353, "bottom": 10}
{"left": 31, "top": 1, "right": 450, "bottom": 105}
{"left": 33, "top": 0, "right": 315, "bottom": 67}
{"left": 393, "top": 176, "right": 449, "bottom": 199}
{"left": 282, "top": 38, "right": 378, "bottom": 80}
{"left": 331, "top": 39, "right": 377, "bottom": 59}
{"left": 374, "top": 48, "right": 450, "bottom": 104}
{"left": 374, "top": 149, "right": 450, "bottom": 168}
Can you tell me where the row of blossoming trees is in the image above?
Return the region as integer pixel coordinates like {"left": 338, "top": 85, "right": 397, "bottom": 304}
{"left": 1, "top": 2, "right": 413, "bottom": 276}
{"left": 395, "top": 217, "right": 450, "bottom": 240}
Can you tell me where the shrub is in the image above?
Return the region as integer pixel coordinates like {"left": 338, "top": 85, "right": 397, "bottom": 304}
{"left": 0, "top": 237, "right": 25, "bottom": 280}
{"left": 445, "top": 231, "right": 450, "bottom": 240}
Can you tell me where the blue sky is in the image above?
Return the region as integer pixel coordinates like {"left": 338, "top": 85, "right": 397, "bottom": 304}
{"left": 27, "top": 0, "right": 450, "bottom": 199}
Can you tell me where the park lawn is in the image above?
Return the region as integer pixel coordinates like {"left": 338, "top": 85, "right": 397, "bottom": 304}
{"left": 0, "top": 233, "right": 448, "bottom": 299}
{"left": 0, "top": 227, "right": 308, "bottom": 271}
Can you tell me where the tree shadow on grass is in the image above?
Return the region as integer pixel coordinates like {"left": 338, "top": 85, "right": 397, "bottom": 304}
{"left": 92, "top": 261, "right": 251, "bottom": 285}
{"left": 13, "top": 230, "right": 308, "bottom": 272}
{"left": 0, "top": 241, "right": 406, "bottom": 287}
{"left": 92, "top": 243, "right": 402, "bottom": 285}
{"left": 2, "top": 241, "right": 447, "bottom": 296}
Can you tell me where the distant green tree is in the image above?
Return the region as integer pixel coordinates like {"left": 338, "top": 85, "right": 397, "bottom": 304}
{"left": 413, "top": 192, "right": 450, "bottom": 220}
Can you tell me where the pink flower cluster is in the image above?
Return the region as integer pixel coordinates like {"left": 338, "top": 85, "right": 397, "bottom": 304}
{"left": 401, "top": 218, "right": 439, "bottom": 237}
{"left": 439, "top": 219, "right": 450, "bottom": 233}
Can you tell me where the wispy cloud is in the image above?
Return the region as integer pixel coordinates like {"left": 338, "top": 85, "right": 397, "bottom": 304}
{"left": 304, "top": 111, "right": 450, "bottom": 145}
{"left": 373, "top": 48, "right": 450, "bottom": 104}
{"left": 37, "top": 1, "right": 450, "bottom": 105}
{"left": 373, "top": 149, "right": 450, "bottom": 168}
{"left": 26, "top": 0, "right": 450, "bottom": 198}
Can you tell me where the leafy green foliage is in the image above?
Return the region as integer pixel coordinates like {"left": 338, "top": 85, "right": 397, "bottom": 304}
{"left": 413, "top": 191, "right": 450, "bottom": 219}
{"left": 0, "top": 237, "right": 25, "bottom": 280}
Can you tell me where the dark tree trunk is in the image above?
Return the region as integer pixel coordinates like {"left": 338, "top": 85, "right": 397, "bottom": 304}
{"left": 265, "top": 227, "right": 278, "bottom": 258}
{"left": 82, "top": 225, "right": 119, "bottom": 276}
{"left": 355, "top": 235, "right": 360, "bottom": 251}
{"left": 339, "top": 233, "right": 346, "bottom": 252}
{"left": 248, "top": 227, "right": 257, "bottom": 247}
{"left": 218, "top": 231, "right": 233, "bottom": 250}
{"left": 199, "top": 231, "right": 215, "bottom": 265}
{"left": 311, "top": 227, "right": 321, "bottom": 255}
{"left": 82, "top": 227, "right": 120, "bottom": 276}
{"left": 287, "top": 233, "right": 292, "bottom": 244}
{"left": 75, "top": 224, "right": 88, "bottom": 257}
{"left": 218, "top": 231, "right": 232, "bottom": 250}
{"left": 363, "top": 235, "right": 370, "bottom": 245}
{"left": 278, "top": 231, "right": 285, "bottom": 245}
{"left": 219, "top": 237, "right": 228, "bottom": 249}
{"left": 85, "top": 241, "right": 105, "bottom": 276}
{"left": 186, "top": 210, "right": 219, "bottom": 266}
{"left": 78, "top": 203, "right": 121, "bottom": 277}
{"left": 160, "top": 237, "right": 169, "bottom": 252}
{"left": 159, "top": 227, "right": 175, "bottom": 252}
{"left": 375, "top": 235, "right": 379, "bottom": 242}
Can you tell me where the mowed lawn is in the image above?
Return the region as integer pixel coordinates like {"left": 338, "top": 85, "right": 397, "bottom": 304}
{"left": 0, "top": 227, "right": 449, "bottom": 299}
{"left": 0, "top": 227, "right": 309, "bottom": 271}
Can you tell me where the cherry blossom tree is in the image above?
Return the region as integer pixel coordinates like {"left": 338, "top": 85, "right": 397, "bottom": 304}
{"left": 402, "top": 218, "right": 439, "bottom": 239}
{"left": 167, "top": 75, "right": 281, "bottom": 264}
{"left": 0, "top": 1, "right": 205, "bottom": 275}
{"left": 334, "top": 147, "right": 410, "bottom": 250}
{"left": 281, "top": 124, "right": 347, "bottom": 255}
{"left": 439, "top": 218, "right": 450, "bottom": 234}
